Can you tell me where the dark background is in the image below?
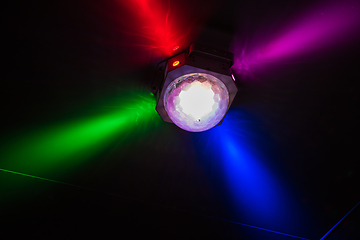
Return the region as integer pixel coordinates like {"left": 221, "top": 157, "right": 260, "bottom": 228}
{"left": 1, "top": 0, "right": 359, "bottom": 239}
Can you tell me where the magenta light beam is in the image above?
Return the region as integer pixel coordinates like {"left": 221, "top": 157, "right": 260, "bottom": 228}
{"left": 262, "top": 0, "right": 360, "bottom": 60}
{"left": 232, "top": 0, "right": 360, "bottom": 78}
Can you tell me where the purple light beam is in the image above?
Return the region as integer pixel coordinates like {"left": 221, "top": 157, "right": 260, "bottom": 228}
{"left": 232, "top": 0, "right": 360, "bottom": 79}
{"left": 262, "top": 0, "right": 360, "bottom": 60}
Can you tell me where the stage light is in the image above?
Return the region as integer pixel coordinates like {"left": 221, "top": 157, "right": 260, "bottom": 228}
{"left": 164, "top": 73, "right": 229, "bottom": 132}
{"left": 153, "top": 44, "right": 238, "bottom": 132}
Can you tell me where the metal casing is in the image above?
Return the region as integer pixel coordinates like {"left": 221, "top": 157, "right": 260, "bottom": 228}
{"left": 155, "top": 44, "right": 238, "bottom": 127}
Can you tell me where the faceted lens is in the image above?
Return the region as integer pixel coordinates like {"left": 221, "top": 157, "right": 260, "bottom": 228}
{"left": 164, "top": 73, "right": 229, "bottom": 132}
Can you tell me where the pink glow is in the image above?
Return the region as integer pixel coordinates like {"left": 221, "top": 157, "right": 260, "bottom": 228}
{"left": 232, "top": 0, "right": 360, "bottom": 79}
{"left": 262, "top": 0, "right": 360, "bottom": 60}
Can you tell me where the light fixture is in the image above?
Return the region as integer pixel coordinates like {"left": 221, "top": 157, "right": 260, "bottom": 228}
{"left": 152, "top": 43, "right": 238, "bottom": 132}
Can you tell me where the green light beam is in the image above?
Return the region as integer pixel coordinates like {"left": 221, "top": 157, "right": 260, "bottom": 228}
{"left": 0, "top": 89, "right": 160, "bottom": 183}
{"left": 0, "top": 168, "right": 78, "bottom": 186}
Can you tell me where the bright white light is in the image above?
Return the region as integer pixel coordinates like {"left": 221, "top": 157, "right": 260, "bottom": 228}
{"left": 164, "top": 73, "right": 229, "bottom": 132}
{"left": 178, "top": 81, "right": 215, "bottom": 120}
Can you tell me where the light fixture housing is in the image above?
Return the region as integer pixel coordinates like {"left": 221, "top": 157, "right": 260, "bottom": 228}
{"left": 152, "top": 43, "right": 237, "bottom": 132}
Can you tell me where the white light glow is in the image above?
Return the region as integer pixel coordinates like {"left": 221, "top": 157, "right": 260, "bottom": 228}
{"left": 178, "top": 81, "right": 215, "bottom": 120}
{"left": 164, "top": 73, "right": 229, "bottom": 132}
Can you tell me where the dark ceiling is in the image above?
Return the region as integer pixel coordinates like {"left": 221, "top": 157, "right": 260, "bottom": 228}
{"left": 1, "top": 0, "right": 359, "bottom": 239}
